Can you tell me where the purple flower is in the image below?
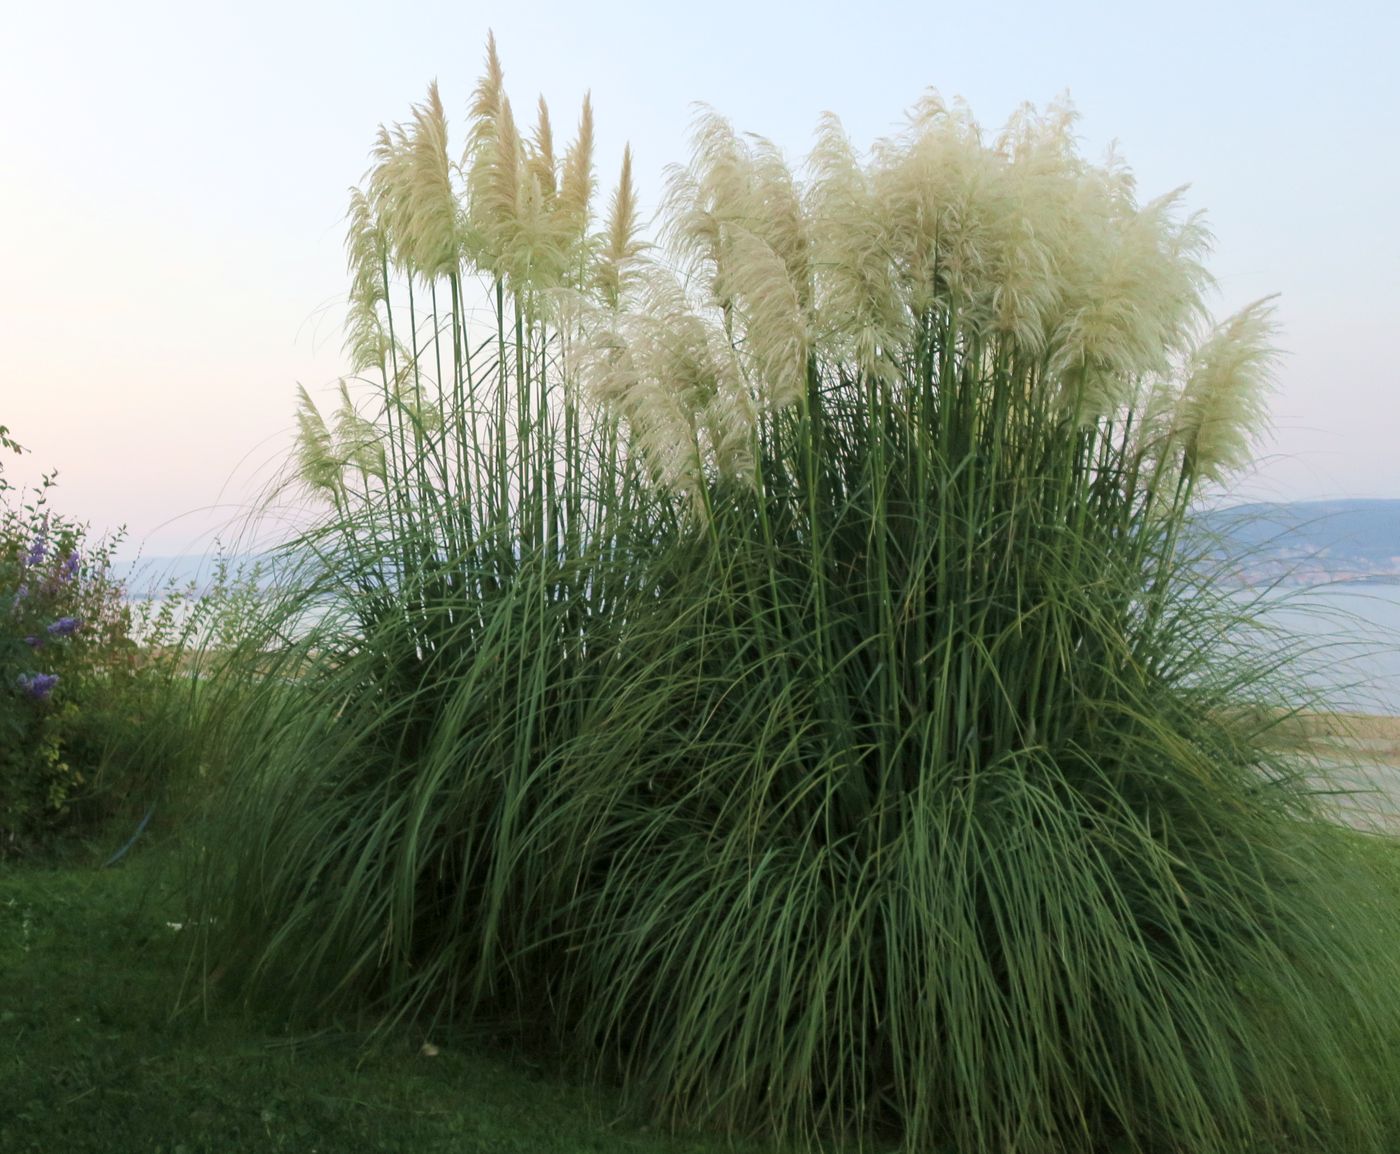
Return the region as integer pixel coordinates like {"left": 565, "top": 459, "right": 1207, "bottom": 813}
{"left": 24, "top": 535, "right": 47, "bottom": 567}
{"left": 46, "top": 616, "right": 81, "bottom": 637}
{"left": 14, "top": 583, "right": 28, "bottom": 603}
{"left": 61, "top": 550, "right": 80, "bottom": 581}
{"left": 17, "top": 672, "right": 59, "bottom": 701}
{"left": 23, "top": 635, "right": 42, "bottom": 649}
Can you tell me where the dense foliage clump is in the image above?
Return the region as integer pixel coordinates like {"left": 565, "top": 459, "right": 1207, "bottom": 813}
{"left": 191, "top": 39, "right": 1400, "bottom": 1154}
{"left": 0, "top": 429, "right": 254, "bottom": 856}
{"left": 0, "top": 428, "right": 140, "bottom": 853}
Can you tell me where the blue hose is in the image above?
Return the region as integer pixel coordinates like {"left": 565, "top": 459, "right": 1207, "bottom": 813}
{"left": 101, "top": 803, "right": 155, "bottom": 868}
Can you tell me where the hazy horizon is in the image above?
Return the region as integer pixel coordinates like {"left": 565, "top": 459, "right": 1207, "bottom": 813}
{"left": 4, "top": 0, "right": 1397, "bottom": 557}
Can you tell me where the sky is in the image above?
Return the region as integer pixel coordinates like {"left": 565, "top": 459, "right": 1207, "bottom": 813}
{"left": 2, "top": 0, "right": 1396, "bottom": 559}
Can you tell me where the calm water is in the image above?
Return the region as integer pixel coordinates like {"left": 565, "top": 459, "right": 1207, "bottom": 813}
{"left": 1229, "top": 585, "right": 1400, "bottom": 716}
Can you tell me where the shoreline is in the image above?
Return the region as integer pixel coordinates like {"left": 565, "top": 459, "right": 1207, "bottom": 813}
{"left": 1285, "top": 711, "right": 1400, "bottom": 765}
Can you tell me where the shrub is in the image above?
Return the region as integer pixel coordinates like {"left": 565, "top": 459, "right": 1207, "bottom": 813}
{"left": 193, "top": 43, "right": 1400, "bottom": 1154}
{"left": 0, "top": 431, "right": 138, "bottom": 853}
{"left": 0, "top": 430, "right": 246, "bottom": 854}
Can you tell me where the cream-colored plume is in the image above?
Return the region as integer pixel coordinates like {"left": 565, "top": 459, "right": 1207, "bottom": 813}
{"left": 805, "top": 113, "right": 906, "bottom": 380}
{"left": 1045, "top": 183, "right": 1213, "bottom": 422}
{"left": 871, "top": 93, "right": 989, "bottom": 318}
{"left": 465, "top": 86, "right": 581, "bottom": 293}
{"left": 399, "top": 82, "right": 461, "bottom": 280}
{"left": 663, "top": 112, "right": 811, "bottom": 308}
{"left": 1170, "top": 298, "right": 1278, "bottom": 482}
{"left": 578, "top": 88, "right": 1251, "bottom": 495}
{"left": 465, "top": 32, "right": 505, "bottom": 161}
{"left": 529, "top": 96, "right": 557, "bottom": 202}
{"left": 581, "top": 276, "right": 754, "bottom": 497}
{"left": 658, "top": 111, "right": 813, "bottom": 413}
{"left": 366, "top": 124, "right": 411, "bottom": 268}
{"left": 344, "top": 187, "right": 390, "bottom": 373}
{"left": 596, "top": 146, "right": 644, "bottom": 307}
{"left": 333, "top": 380, "right": 388, "bottom": 486}
{"left": 459, "top": 36, "right": 598, "bottom": 294}
{"left": 558, "top": 95, "right": 595, "bottom": 244}
{"left": 983, "top": 99, "right": 1079, "bottom": 353}
{"left": 713, "top": 224, "right": 808, "bottom": 410}
{"left": 294, "top": 385, "right": 343, "bottom": 500}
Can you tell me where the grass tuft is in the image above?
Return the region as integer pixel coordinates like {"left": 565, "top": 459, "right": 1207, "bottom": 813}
{"left": 188, "top": 41, "right": 1400, "bottom": 1153}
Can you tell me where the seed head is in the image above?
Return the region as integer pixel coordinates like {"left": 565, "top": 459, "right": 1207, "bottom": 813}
{"left": 528, "top": 95, "right": 557, "bottom": 202}
{"left": 596, "top": 145, "right": 645, "bottom": 307}
{"left": 294, "top": 385, "right": 343, "bottom": 500}
{"left": 559, "top": 94, "right": 596, "bottom": 240}
{"left": 1171, "top": 297, "right": 1279, "bottom": 483}
{"left": 400, "top": 81, "right": 461, "bottom": 280}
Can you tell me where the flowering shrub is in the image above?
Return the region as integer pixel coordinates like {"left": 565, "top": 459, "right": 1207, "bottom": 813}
{"left": 1, "top": 428, "right": 139, "bottom": 856}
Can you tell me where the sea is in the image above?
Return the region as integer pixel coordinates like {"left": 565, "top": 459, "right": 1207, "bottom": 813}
{"left": 1227, "top": 584, "right": 1400, "bottom": 716}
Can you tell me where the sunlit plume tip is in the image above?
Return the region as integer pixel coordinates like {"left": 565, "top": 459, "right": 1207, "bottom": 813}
{"left": 1171, "top": 297, "right": 1279, "bottom": 483}
{"left": 597, "top": 146, "right": 644, "bottom": 307}
{"left": 559, "top": 94, "right": 595, "bottom": 241}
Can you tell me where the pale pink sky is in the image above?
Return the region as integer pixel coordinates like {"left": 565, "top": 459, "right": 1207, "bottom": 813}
{"left": 3, "top": 0, "right": 1396, "bottom": 558}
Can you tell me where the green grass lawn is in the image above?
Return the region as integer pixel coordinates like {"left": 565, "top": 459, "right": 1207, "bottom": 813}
{"left": 0, "top": 838, "right": 794, "bottom": 1154}
{"left": 9, "top": 823, "right": 1400, "bottom": 1153}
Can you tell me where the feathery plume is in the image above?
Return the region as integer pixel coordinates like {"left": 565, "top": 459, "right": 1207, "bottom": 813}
{"left": 367, "top": 123, "right": 413, "bottom": 272}
{"left": 1042, "top": 176, "right": 1214, "bottom": 421}
{"left": 559, "top": 93, "right": 596, "bottom": 240}
{"left": 481, "top": 93, "right": 522, "bottom": 266}
{"left": 596, "top": 146, "right": 645, "bottom": 307}
{"left": 1171, "top": 297, "right": 1278, "bottom": 482}
{"left": 663, "top": 112, "right": 809, "bottom": 308}
{"left": 465, "top": 85, "right": 574, "bottom": 292}
{"left": 344, "top": 294, "right": 391, "bottom": 375}
{"left": 743, "top": 135, "right": 812, "bottom": 311}
{"left": 345, "top": 186, "right": 386, "bottom": 304}
{"left": 1126, "top": 372, "right": 1185, "bottom": 470}
{"left": 528, "top": 95, "right": 557, "bottom": 202}
{"left": 806, "top": 113, "right": 906, "bottom": 380}
{"left": 579, "top": 275, "right": 754, "bottom": 495}
{"left": 294, "top": 385, "right": 343, "bottom": 499}
{"left": 659, "top": 111, "right": 812, "bottom": 414}
{"left": 333, "top": 380, "right": 387, "bottom": 485}
{"left": 466, "top": 31, "right": 505, "bottom": 160}
{"left": 459, "top": 39, "right": 598, "bottom": 295}
{"left": 661, "top": 109, "right": 748, "bottom": 297}
{"left": 344, "top": 186, "right": 391, "bottom": 372}
{"left": 715, "top": 224, "right": 808, "bottom": 410}
{"left": 980, "top": 99, "right": 1081, "bottom": 352}
{"left": 401, "top": 81, "right": 461, "bottom": 280}
{"left": 872, "top": 93, "right": 989, "bottom": 316}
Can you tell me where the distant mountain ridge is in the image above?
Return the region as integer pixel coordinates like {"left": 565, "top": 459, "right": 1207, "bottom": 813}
{"left": 1196, "top": 499, "right": 1400, "bottom": 586}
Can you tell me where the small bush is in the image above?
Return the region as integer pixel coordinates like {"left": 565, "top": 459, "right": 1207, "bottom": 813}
{"left": 0, "top": 429, "right": 251, "bottom": 855}
{"left": 0, "top": 433, "right": 138, "bottom": 852}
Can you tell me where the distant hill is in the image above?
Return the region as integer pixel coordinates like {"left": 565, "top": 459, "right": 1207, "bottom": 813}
{"left": 1195, "top": 499, "right": 1400, "bottom": 586}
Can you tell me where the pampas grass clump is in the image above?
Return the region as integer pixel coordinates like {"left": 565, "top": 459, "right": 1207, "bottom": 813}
{"left": 192, "top": 39, "right": 1400, "bottom": 1154}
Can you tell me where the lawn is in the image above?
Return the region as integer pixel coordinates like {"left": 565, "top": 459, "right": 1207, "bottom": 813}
{"left": 8, "top": 818, "right": 1400, "bottom": 1152}
{"left": 0, "top": 836, "right": 793, "bottom": 1154}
